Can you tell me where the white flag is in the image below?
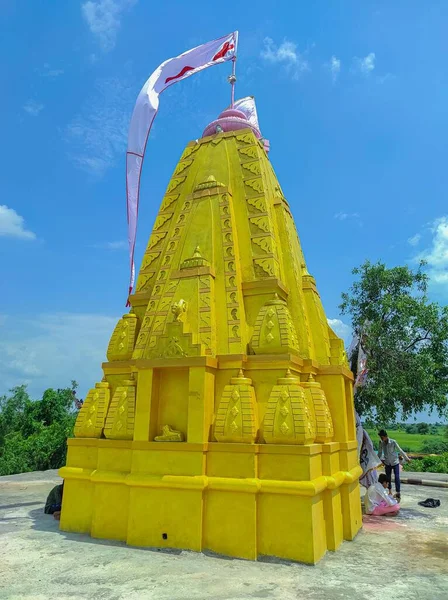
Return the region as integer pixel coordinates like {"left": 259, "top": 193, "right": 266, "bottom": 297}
{"left": 233, "top": 96, "right": 260, "bottom": 132}
{"left": 126, "top": 32, "right": 238, "bottom": 302}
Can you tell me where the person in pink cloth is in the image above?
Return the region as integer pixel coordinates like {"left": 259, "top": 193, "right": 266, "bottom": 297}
{"left": 365, "top": 473, "right": 400, "bottom": 516}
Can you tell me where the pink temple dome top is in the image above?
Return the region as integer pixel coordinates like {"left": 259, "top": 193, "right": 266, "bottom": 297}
{"left": 202, "top": 108, "right": 262, "bottom": 139}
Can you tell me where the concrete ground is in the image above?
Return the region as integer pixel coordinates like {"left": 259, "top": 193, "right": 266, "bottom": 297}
{"left": 1, "top": 471, "right": 447, "bottom": 600}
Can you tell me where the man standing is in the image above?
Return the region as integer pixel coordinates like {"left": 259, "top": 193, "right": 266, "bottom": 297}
{"left": 377, "top": 430, "right": 410, "bottom": 501}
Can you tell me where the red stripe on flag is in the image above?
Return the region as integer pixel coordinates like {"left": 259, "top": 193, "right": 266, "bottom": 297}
{"left": 165, "top": 65, "right": 195, "bottom": 84}
{"left": 213, "top": 41, "right": 234, "bottom": 61}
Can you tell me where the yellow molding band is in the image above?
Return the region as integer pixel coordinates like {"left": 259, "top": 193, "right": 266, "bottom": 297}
{"left": 59, "top": 467, "right": 94, "bottom": 481}
{"left": 207, "top": 477, "right": 261, "bottom": 493}
{"left": 126, "top": 474, "right": 208, "bottom": 490}
{"left": 59, "top": 467, "right": 362, "bottom": 495}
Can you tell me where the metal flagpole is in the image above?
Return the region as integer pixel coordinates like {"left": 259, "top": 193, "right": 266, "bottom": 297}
{"left": 228, "top": 57, "right": 237, "bottom": 108}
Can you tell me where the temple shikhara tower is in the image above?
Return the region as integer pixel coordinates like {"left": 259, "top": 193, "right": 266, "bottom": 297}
{"left": 60, "top": 106, "right": 362, "bottom": 564}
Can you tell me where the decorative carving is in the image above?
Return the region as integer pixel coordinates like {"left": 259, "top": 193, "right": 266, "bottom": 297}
{"left": 147, "top": 232, "right": 167, "bottom": 250}
{"left": 200, "top": 293, "right": 210, "bottom": 307}
{"left": 153, "top": 317, "right": 165, "bottom": 332}
{"left": 199, "top": 276, "right": 211, "bottom": 290}
{"left": 164, "top": 336, "right": 187, "bottom": 357}
{"left": 180, "top": 246, "right": 210, "bottom": 269}
{"left": 171, "top": 299, "right": 187, "bottom": 322}
{"left": 236, "top": 132, "right": 255, "bottom": 144}
{"left": 250, "top": 294, "right": 300, "bottom": 355}
{"left": 213, "top": 370, "right": 258, "bottom": 443}
{"left": 174, "top": 160, "right": 193, "bottom": 175}
{"left": 200, "top": 312, "right": 211, "bottom": 327}
{"left": 263, "top": 370, "right": 315, "bottom": 445}
{"left": 194, "top": 175, "right": 224, "bottom": 191}
{"left": 242, "top": 161, "right": 261, "bottom": 176}
{"left": 104, "top": 379, "right": 136, "bottom": 440}
{"left": 136, "top": 272, "right": 155, "bottom": 291}
{"left": 301, "top": 374, "right": 334, "bottom": 443}
{"left": 155, "top": 425, "right": 185, "bottom": 442}
{"left": 252, "top": 236, "right": 274, "bottom": 254}
{"left": 140, "top": 252, "right": 160, "bottom": 271}
{"left": 107, "top": 313, "right": 138, "bottom": 361}
{"left": 165, "top": 281, "right": 178, "bottom": 295}
{"left": 181, "top": 144, "right": 199, "bottom": 159}
{"left": 249, "top": 215, "right": 270, "bottom": 233}
{"left": 154, "top": 213, "right": 172, "bottom": 231}
{"left": 253, "top": 258, "right": 276, "bottom": 278}
{"left": 247, "top": 196, "right": 267, "bottom": 213}
{"left": 74, "top": 382, "right": 110, "bottom": 438}
{"left": 160, "top": 194, "right": 179, "bottom": 212}
{"left": 238, "top": 145, "right": 259, "bottom": 159}
{"left": 166, "top": 177, "right": 186, "bottom": 193}
{"left": 244, "top": 178, "right": 264, "bottom": 194}
{"left": 145, "top": 321, "right": 203, "bottom": 359}
{"left": 159, "top": 296, "right": 172, "bottom": 311}
{"left": 136, "top": 330, "right": 148, "bottom": 347}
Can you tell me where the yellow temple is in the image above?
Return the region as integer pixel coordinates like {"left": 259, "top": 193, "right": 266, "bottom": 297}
{"left": 59, "top": 106, "right": 362, "bottom": 564}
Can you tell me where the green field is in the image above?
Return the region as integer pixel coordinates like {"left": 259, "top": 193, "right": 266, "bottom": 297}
{"left": 366, "top": 429, "right": 446, "bottom": 453}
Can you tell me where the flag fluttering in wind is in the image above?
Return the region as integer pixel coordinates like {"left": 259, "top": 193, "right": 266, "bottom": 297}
{"left": 348, "top": 323, "right": 371, "bottom": 389}
{"left": 126, "top": 32, "right": 238, "bottom": 303}
{"left": 233, "top": 96, "right": 260, "bottom": 131}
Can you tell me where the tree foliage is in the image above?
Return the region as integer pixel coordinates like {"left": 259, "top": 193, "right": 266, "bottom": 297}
{"left": 0, "top": 382, "right": 78, "bottom": 476}
{"left": 340, "top": 260, "right": 448, "bottom": 423}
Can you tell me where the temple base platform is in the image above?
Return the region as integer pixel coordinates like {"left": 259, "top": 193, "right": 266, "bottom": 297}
{"left": 59, "top": 439, "right": 362, "bottom": 564}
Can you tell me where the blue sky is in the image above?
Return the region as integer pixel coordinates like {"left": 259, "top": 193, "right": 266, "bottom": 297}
{"left": 1, "top": 1, "right": 447, "bottom": 414}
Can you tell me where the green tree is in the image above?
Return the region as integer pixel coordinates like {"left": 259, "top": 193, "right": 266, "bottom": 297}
{"left": 0, "top": 382, "right": 78, "bottom": 476}
{"left": 340, "top": 260, "right": 448, "bottom": 423}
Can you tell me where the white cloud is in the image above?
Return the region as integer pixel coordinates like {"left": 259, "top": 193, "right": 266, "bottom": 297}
{"left": 417, "top": 216, "right": 448, "bottom": 288}
{"left": 65, "top": 76, "right": 134, "bottom": 175}
{"left": 82, "top": 0, "right": 137, "bottom": 52}
{"left": 334, "top": 211, "right": 360, "bottom": 221}
{"left": 353, "top": 52, "right": 376, "bottom": 76}
{"left": 0, "top": 205, "right": 36, "bottom": 240}
{"left": 23, "top": 100, "right": 44, "bottom": 116}
{"left": 39, "top": 63, "right": 64, "bottom": 77}
{"left": 260, "top": 37, "right": 309, "bottom": 80}
{"left": 327, "top": 318, "right": 352, "bottom": 343}
{"left": 0, "top": 313, "right": 118, "bottom": 399}
{"left": 408, "top": 233, "right": 421, "bottom": 247}
{"left": 328, "top": 55, "right": 341, "bottom": 82}
{"left": 94, "top": 240, "right": 127, "bottom": 250}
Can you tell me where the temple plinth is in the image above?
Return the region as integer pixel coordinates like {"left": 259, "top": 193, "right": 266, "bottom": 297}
{"left": 59, "top": 108, "right": 362, "bottom": 564}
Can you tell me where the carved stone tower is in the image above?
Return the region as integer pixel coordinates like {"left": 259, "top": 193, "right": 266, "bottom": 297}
{"left": 60, "top": 107, "right": 362, "bottom": 564}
